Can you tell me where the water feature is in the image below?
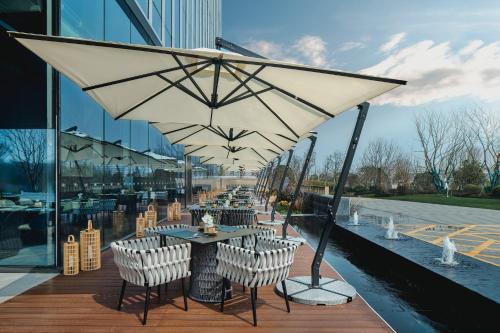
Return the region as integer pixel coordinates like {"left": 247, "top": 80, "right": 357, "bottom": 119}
{"left": 352, "top": 211, "right": 359, "bottom": 225}
{"left": 437, "top": 237, "right": 458, "bottom": 266}
{"left": 385, "top": 216, "right": 399, "bottom": 239}
{"left": 290, "top": 215, "right": 498, "bottom": 333}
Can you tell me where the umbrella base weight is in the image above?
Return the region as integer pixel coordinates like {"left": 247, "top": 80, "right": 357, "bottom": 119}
{"left": 276, "top": 276, "right": 356, "bottom": 305}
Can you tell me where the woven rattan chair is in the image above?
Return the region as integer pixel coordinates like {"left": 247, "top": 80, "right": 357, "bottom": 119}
{"left": 228, "top": 225, "right": 276, "bottom": 249}
{"left": 111, "top": 236, "right": 191, "bottom": 325}
{"left": 216, "top": 237, "right": 298, "bottom": 326}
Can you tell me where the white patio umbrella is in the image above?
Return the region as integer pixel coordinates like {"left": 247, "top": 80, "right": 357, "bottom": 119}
{"left": 153, "top": 122, "right": 304, "bottom": 151}
{"left": 10, "top": 32, "right": 405, "bottom": 140}
{"left": 184, "top": 145, "right": 279, "bottom": 164}
{"left": 60, "top": 131, "right": 105, "bottom": 162}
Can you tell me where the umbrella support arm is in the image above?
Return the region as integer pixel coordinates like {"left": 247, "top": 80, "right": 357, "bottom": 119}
{"left": 311, "top": 102, "right": 369, "bottom": 287}
{"left": 255, "top": 168, "right": 265, "bottom": 194}
{"left": 265, "top": 156, "right": 282, "bottom": 211}
{"left": 271, "top": 149, "right": 294, "bottom": 221}
{"left": 282, "top": 136, "right": 316, "bottom": 239}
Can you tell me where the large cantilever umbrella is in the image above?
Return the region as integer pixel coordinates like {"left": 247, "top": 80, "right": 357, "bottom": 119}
{"left": 9, "top": 32, "right": 405, "bottom": 140}
{"left": 153, "top": 122, "right": 305, "bottom": 151}
{"left": 184, "top": 145, "right": 279, "bottom": 164}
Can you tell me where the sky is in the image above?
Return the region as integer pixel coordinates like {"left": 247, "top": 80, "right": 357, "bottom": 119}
{"left": 221, "top": 0, "right": 500, "bottom": 169}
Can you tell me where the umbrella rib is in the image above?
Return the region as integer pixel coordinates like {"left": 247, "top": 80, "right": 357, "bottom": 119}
{"left": 233, "top": 130, "right": 255, "bottom": 140}
{"left": 205, "top": 125, "right": 229, "bottom": 140}
{"left": 219, "top": 87, "right": 273, "bottom": 107}
{"left": 221, "top": 63, "right": 299, "bottom": 139}
{"left": 255, "top": 132, "right": 284, "bottom": 151}
{"left": 184, "top": 145, "right": 207, "bottom": 156}
{"left": 215, "top": 126, "right": 229, "bottom": 140}
{"left": 115, "top": 62, "right": 211, "bottom": 120}
{"left": 276, "top": 133, "right": 297, "bottom": 143}
{"left": 216, "top": 65, "right": 265, "bottom": 106}
{"left": 162, "top": 124, "right": 198, "bottom": 135}
{"left": 251, "top": 148, "right": 268, "bottom": 162}
{"left": 173, "top": 127, "right": 207, "bottom": 145}
{"left": 157, "top": 62, "right": 212, "bottom": 106}
{"left": 82, "top": 60, "right": 209, "bottom": 91}
{"left": 226, "top": 62, "right": 334, "bottom": 118}
{"left": 201, "top": 156, "right": 214, "bottom": 164}
{"left": 232, "top": 130, "right": 248, "bottom": 141}
{"left": 172, "top": 54, "right": 210, "bottom": 103}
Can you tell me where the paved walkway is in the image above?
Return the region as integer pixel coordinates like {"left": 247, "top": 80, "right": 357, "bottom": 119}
{"left": 355, "top": 197, "right": 500, "bottom": 225}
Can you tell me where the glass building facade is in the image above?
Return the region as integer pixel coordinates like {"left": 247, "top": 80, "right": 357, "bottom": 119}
{"left": 0, "top": 0, "right": 221, "bottom": 269}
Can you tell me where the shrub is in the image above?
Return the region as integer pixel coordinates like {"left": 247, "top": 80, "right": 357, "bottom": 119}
{"left": 352, "top": 185, "right": 368, "bottom": 195}
{"left": 462, "top": 184, "right": 482, "bottom": 196}
{"left": 492, "top": 185, "right": 500, "bottom": 197}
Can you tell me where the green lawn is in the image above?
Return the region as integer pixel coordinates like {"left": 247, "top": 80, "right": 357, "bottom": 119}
{"left": 379, "top": 194, "right": 500, "bottom": 210}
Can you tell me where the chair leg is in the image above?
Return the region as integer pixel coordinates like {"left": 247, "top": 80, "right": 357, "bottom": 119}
{"left": 251, "top": 287, "right": 257, "bottom": 326}
{"left": 143, "top": 286, "right": 152, "bottom": 325}
{"left": 157, "top": 285, "right": 161, "bottom": 303}
{"left": 181, "top": 278, "right": 188, "bottom": 311}
{"left": 220, "top": 278, "right": 226, "bottom": 312}
{"left": 281, "top": 280, "right": 290, "bottom": 312}
{"left": 117, "top": 280, "right": 127, "bottom": 311}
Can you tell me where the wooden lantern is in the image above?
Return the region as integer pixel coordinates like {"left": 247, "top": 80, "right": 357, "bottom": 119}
{"left": 144, "top": 204, "right": 157, "bottom": 228}
{"left": 112, "top": 210, "right": 125, "bottom": 235}
{"left": 136, "top": 213, "right": 146, "bottom": 237}
{"left": 173, "top": 199, "right": 181, "bottom": 220}
{"left": 80, "top": 220, "right": 101, "bottom": 271}
{"left": 63, "top": 235, "right": 79, "bottom": 276}
{"left": 167, "top": 204, "right": 174, "bottom": 222}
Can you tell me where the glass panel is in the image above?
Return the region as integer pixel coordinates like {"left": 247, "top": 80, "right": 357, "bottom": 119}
{"left": 0, "top": 4, "right": 55, "bottom": 266}
{"left": 105, "top": 0, "right": 131, "bottom": 43}
{"left": 152, "top": 5, "right": 162, "bottom": 38}
{"left": 164, "top": 0, "right": 172, "bottom": 47}
{"left": 136, "top": 0, "right": 149, "bottom": 17}
{"left": 61, "top": 0, "right": 104, "bottom": 39}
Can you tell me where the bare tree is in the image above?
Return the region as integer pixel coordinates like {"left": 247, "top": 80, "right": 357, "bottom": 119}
{"left": 415, "top": 110, "right": 464, "bottom": 193}
{"left": 304, "top": 151, "right": 316, "bottom": 180}
{"left": 323, "top": 151, "right": 345, "bottom": 184}
{"left": 361, "top": 137, "right": 401, "bottom": 190}
{"left": 4, "top": 129, "right": 47, "bottom": 191}
{"left": 289, "top": 155, "right": 303, "bottom": 182}
{"left": 393, "top": 153, "right": 414, "bottom": 187}
{"left": 462, "top": 106, "right": 499, "bottom": 189}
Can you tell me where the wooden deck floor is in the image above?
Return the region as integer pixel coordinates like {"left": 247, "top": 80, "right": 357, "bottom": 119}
{"left": 0, "top": 213, "right": 393, "bottom": 333}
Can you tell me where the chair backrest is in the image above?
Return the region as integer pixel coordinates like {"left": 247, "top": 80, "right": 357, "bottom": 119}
{"left": 111, "top": 237, "right": 191, "bottom": 287}
{"left": 229, "top": 225, "right": 275, "bottom": 249}
{"left": 216, "top": 237, "right": 298, "bottom": 288}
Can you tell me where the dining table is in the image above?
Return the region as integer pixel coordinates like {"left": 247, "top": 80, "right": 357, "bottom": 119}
{"left": 156, "top": 225, "right": 263, "bottom": 303}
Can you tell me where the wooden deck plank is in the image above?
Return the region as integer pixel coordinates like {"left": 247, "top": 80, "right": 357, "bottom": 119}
{"left": 0, "top": 213, "right": 393, "bottom": 333}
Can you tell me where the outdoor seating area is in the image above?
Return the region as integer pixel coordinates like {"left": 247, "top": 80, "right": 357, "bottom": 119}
{"left": 0, "top": 208, "right": 393, "bottom": 332}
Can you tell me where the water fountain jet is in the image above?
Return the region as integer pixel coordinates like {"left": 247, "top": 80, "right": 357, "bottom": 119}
{"left": 385, "top": 216, "right": 399, "bottom": 239}
{"left": 438, "top": 236, "right": 458, "bottom": 266}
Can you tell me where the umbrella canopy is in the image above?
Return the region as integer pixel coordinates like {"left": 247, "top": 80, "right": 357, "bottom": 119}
{"left": 153, "top": 122, "right": 304, "bottom": 151}
{"left": 10, "top": 32, "right": 406, "bottom": 140}
{"left": 185, "top": 145, "right": 279, "bottom": 164}
{"left": 200, "top": 157, "right": 266, "bottom": 168}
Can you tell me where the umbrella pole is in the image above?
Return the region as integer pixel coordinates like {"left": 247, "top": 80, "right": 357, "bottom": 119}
{"left": 280, "top": 136, "right": 316, "bottom": 236}
{"left": 264, "top": 156, "right": 281, "bottom": 211}
{"left": 259, "top": 161, "right": 274, "bottom": 204}
{"left": 276, "top": 102, "right": 370, "bottom": 305}
{"left": 270, "top": 149, "right": 293, "bottom": 222}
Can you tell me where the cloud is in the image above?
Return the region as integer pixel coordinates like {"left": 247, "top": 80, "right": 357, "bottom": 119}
{"left": 292, "top": 35, "right": 328, "bottom": 67}
{"left": 338, "top": 41, "right": 365, "bottom": 52}
{"left": 361, "top": 39, "right": 500, "bottom": 106}
{"left": 380, "top": 32, "right": 406, "bottom": 53}
{"left": 245, "top": 35, "right": 329, "bottom": 67}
